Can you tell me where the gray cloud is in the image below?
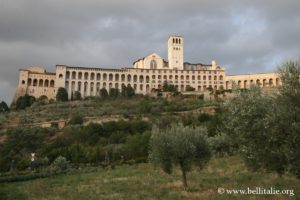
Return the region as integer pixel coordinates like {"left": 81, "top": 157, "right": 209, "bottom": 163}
{"left": 0, "top": 0, "right": 300, "bottom": 103}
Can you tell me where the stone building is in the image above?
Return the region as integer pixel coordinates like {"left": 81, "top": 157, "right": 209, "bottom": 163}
{"left": 13, "top": 36, "right": 281, "bottom": 102}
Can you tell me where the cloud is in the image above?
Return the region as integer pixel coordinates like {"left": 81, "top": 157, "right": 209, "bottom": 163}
{"left": 0, "top": 0, "right": 299, "bottom": 102}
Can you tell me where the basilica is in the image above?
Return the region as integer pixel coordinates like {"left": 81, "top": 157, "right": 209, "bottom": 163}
{"left": 14, "top": 36, "right": 279, "bottom": 101}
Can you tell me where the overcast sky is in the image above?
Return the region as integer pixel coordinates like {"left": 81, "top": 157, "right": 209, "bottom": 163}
{"left": 0, "top": 0, "right": 300, "bottom": 103}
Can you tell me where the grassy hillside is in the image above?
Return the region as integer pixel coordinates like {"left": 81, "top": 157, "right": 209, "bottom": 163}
{"left": 0, "top": 156, "right": 299, "bottom": 200}
{"left": 1, "top": 96, "right": 218, "bottom": 129}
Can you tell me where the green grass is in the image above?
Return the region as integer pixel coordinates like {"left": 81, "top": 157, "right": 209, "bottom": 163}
{"left": 1, "top": 156, "right": 299, "bottom": 200}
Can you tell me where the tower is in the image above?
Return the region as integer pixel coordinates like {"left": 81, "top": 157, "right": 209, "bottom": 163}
{"left": 168, "top": 36, "right": 184, "bottom": 70}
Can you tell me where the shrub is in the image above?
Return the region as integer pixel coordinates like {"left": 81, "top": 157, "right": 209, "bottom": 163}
{"left": 50, "top": 156, "right": 70, "bottom": 173}
{"left": 56, "top": 87, "right": 68, "bottom": 102}
{"left": 68, "top": 113, "right": 84, "bottom": 125}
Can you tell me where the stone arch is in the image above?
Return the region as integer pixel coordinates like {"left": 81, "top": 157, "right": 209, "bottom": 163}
{"left": 33, "top": 79, "right": 38, "bottom": 86}
{"left": 96, "top": 82, "right": 100, "bottom": 94}
{"left": 28, "top": 78, "right": 32, "bottom": 86}
{"left": 203, "top": 75, "right": 206, "bottom": 80}
{"left": 150, "top": 60, "right": 157, "bottom": 69}
{"left": 78, "top": 81, "right": 82, "bottom": 92}
{"left": 59, "top": 74, "right": 63, "bottom": 78}
{"left": 72, "top": 71, "right": 76, "bottom": 79}
{"left": 84, "top": 72, "right": 89, "bottom": 80}
{"left": 139, "top": 84, "right": 143, "bottom": 91}
{"left": 219, "top": 75, "right": 223, "bottom": 81}
{"left": 44, "top": 79, "right": 49, "bottom": 87}
{"left": 256, "top": 79, "right": 261, "bottom": 86}
{"left": 133, "top": 75, "right": 138, "bottom": 82}
{"left": 127, "top": 74, "right": 131, "bottom": 82}
{"left": 276, "top": 78, "right": 280, "bottom": 86}
{"left": 90, "top": 73, "right": 95, "bottom": 80}
{"left": 39, "top": 79, "right": 43, "bottom": 87}
{"left": 214, "top": 76, "right": 217, "bottom": 81}
{"left": 103, "top": 73, "right": 107, "bottom": 81}
{"left": 197, "top": 75, "right": 201, "bottom": 80}
{"left": 109, "top": 73, "right": 113, "bottom": 81}
{"left": 115, "top": 74, "right": 119, "bottom": 81}
{"left": 78, "top": 72, "right": 82, "bottom": 80}
{"left": 97, "top": 73, "right": 101, "bottom": 81}
{"left": 66, "top": 71, "right": 70, "bottom": 79}
{"left": 180, "top": 75, "right": 184, "bottom": 80}
{"left": 65, "top": 81, "right": 69, "bottom": 91}
{"left": 225, "top": 81, "right": 229, "bottom": 89}
{"left": 109, "top": 82, "right": 113, "bottom": 89}
{"left": 146, "top": 84, "right": 150, "bottom": 92}
{"left": 244, "top": 80, "right": 248, "bottom": 88}
{"left": 50, "top": 80, "right": 54, "bottom": 87}
{"left": 90, "top": 82, "right": 94, "bottom": 94}
{"left": 115, "top": 83, "right": 119, "bottom": 89}
{"left": 269, "top": 79, "right": 273, "bottom": 87}
{"left": 263, "top": 79, "right": 267, "bottom": 87}
{"left": 146, "top": 76, "right": 150, "bottom": 83}
{"left": 121, "top": 74, "right": 125, "bottom": 81}
{"left": 208, "top": 75, "right": 211, "bottom": 81}
{"left": 238, "top": 80, "right": 241, "bottom": 88}
{"left": 84, "top": 82, "right": 88, "bottom": 92}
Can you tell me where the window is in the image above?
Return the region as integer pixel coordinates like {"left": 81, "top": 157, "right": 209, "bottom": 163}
{"left": 150, "top": 60, "right": 157, "bottom": 69}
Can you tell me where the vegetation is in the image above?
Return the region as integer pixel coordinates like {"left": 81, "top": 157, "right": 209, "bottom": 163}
{"left": 56, "top": 87, "right": 68, "bottom": 102}
{"left": 0, "top": 156, "right": 298, "bottom": 200}
{"left": 150, "top": 124, "right": 211, "bottom": 188}
{"left": 100, "top": 88, "right": 109, "bottom": 99}
{"left": 15, "top": 94, "right": 36, "bottom": 110}
{"left": 73, "top": 91, "right": 82, "bottom": 100}
{"left": 222, "top": 59, "right": 300, "bottom": 177}
{"left": 0, "top": 101, "right": 9, "bottom": 113}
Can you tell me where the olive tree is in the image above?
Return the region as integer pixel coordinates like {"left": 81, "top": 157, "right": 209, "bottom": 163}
{"left": 149, "top": 123, "right": 211, "bottom": 188}
{"left": 222, "top": 58, "right": 300, "bottom": 177}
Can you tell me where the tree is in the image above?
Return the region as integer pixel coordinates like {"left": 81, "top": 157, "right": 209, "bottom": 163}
{"left": 100, "top": 88, "right": 109, "bottom": 99}
{"left": 73, "top": 91, "right": 82, "bottom": 100}
{"left": 185, "top": 85, "right": 195, "bottom": 92}
{"left": 109, "top": 88, "right": 120, "bottom": 99}
{"left": 0, "top": 101, "right": 9, "bottom": 113}
{"left": 162, "top": 81, "right": 177, "bottom": 93}
{"left": 15, "top": 94, "right": 36, "bottom": 110}
{"left": 149, "top": 123, "right": 211, "bottom": 188}
{"left": 56, "top": 87, "right": 68, "bottom": 102}
{"left": 222, "top": 59, "right": 300, "bottom": 178}
{"left": 121, "top": 85, "right": 135, "bottom": 98}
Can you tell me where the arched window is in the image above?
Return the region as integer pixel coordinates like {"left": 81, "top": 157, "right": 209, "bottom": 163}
{"left": 28, "top": 78, "right": 32, "bottom": 86}
{"left": 59, "top": 74, "right": 63, "bottom": 78}
{"left": 97, "top": 73, "right": 101, "bottom": 81}
{"left": 50, "top": 80, "right": 55, "bottom": 87}
{"left": 44, "top": 80, "right": 49, "bottom": 87}
{"left": 72, "top": 71, "right": 76, "bottom": 79}
{"left": 150, "top": 60, "right": 157, "bottom": 69}
{"left": 39, "top": 79, "right": 43, "bottom": 87}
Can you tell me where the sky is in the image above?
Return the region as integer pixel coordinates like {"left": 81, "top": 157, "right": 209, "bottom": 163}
{"left": 0, "top": 0, "right": 300, "bottom": 103}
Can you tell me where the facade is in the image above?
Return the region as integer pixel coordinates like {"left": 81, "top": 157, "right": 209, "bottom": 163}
{"left": 13, "top": 36, "right": 281, "bottom": 102}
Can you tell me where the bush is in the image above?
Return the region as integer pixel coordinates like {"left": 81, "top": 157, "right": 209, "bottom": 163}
{"left": 0, "top": 101, "right": 9, "bottom": 113}
{"left": 68, "top": 113, "right": 84, "bottom": 125}
{"left": 15, "top": 95, "right": 36, "bottom": 110}
{"left": 56, "top": 87, "right": 68, "bottom": 102}
{"left": 50, "top": 156, "right": 70, "bottom": 173}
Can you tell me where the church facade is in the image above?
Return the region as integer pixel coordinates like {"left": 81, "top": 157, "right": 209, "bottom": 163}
{"left": 14, "top": 36, "right": 280, "bottom": 101}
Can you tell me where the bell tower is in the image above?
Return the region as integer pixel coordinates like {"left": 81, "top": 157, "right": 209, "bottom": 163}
{"left": 168, "top": 36, "right": 184, "bottom": 70}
